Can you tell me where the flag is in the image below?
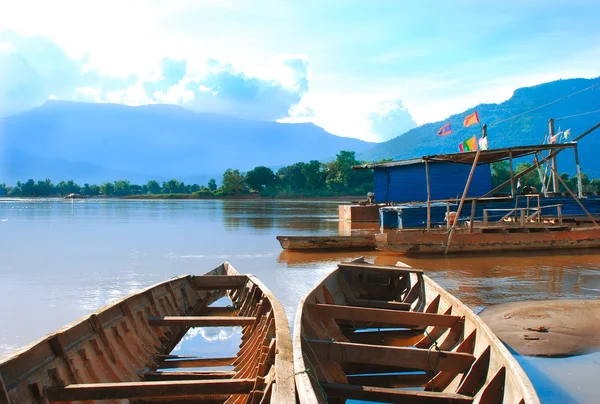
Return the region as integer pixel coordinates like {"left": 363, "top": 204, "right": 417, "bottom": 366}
{"left": 437, "top": 122, "right": 452, "bottom": 136}
{"left": 517, "top": 179, "right": 521, "bottom": 188}
{"left": 564, "top": 129, "right": 571, "bottom": 139}
{"left": 459, "top": 135, "right": 478, "bottom": 152}
{"left": 478, "top": 136, "right": 489, "bottom": 150}
{"left": 463, "top": 111, "right": 480, "bottom": 127}
{"left": 549, "top": 134, "right": 558, "bottom": 144}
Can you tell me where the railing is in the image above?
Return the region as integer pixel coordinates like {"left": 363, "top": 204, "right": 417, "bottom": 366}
{"left": 483, "top": 204, "right": 563, "bottom": 227}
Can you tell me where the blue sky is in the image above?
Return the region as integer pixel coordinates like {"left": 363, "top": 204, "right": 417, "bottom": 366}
{"left": 1, "top": 0, "right": 599, "bottom": 142}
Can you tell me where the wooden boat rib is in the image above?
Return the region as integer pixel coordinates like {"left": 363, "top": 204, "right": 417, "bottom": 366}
{"left": 293, "top": 258, "right": 540, "bottom": 404}
{"left": 0, "top": 262, "right": 295, "bottom": 403}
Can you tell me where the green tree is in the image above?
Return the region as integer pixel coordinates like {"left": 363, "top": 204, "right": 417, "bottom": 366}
{"left": 277, "top": 162, "right": 307, "bottom": 190}
{"left": 208, "top": 178, "right": 217, "bottom": 191}
{"left": 100, "top": 182, "right": 115, "bottom": 196}
{"left": 0, "top": 183, "right": 7, "bottom": 196}
{"left": 221, "top": 169, "right": 246, "bottom": 194}
{"left": 325, "top": 151, "right": 364, "bottom": 193}
{"left": 113, "top": 180, "right": 131, "bottom": 196}
{"left": 246, "top": 166, "right": 276, "bottom": 191}
{"left": 36, "top": 179, "right": 55, "bottom": 196}
{"left": 301, "top": 160, "right": 326, "bottom": 190}
{"left": 146, "top": 180, "right": 162, "bottom": 194}
{"left": 490, "top": 161, "right": 511, "bottom": 191}
{"left": 163, "top": 179, "right": 184, "bottom": 194}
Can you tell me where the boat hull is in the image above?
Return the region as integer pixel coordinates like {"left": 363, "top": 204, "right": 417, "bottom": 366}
{"left": 0, "top": 262, "right": 295, "bottom": 403}
{"left": 293, "top": 259, "right": 540, "bottom": 404}
{"left": 276, "top": 235, "right": 375, "bottom": 251}
{"left": 375, "top": 226, "right": 600, "bottom": 254}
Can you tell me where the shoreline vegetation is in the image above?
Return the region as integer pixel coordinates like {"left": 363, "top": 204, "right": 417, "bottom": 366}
{"left": 2, "top": 151, "right": 600, "bottom": 199}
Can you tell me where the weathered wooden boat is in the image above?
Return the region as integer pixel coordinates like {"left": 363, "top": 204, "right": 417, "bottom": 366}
{"left": 375, "top": 224, "right": 600, "bottom": 254}
{"left": 276, "top": 235, "right": 376, "bottom": 251}
{"left": 0, "top": 262, "right": 295, "bottom": 403}
{"left": 293, "top": 258, "right": 540, "bottom": 403}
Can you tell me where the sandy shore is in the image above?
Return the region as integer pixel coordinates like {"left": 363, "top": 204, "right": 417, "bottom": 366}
{"left": 480, "top": 299, "right": 600, "bottom": 357}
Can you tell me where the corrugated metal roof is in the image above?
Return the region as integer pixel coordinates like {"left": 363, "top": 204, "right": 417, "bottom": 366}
{"left": 354, "top": 143, "right": 576, "bottom": 169}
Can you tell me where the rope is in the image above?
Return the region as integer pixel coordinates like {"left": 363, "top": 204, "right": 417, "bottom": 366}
{"left": 424, "top": 330, "right": 441, "bottom": 391}
{"left": 489, "top": 81, "right": 600, "bottom": 127}
{"left": 555, "top": 109, "right": 600, "bottom": 121}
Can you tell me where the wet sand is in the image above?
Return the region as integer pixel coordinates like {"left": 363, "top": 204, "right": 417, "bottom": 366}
{"left": 480, "top": 299, "right": 600, "bottom": 357}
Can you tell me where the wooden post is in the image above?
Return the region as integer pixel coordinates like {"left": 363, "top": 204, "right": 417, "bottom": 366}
{"left": 509, "top": 151, "right": 515, "bottom": 197}
{"left": 533, "top": 152, "right": 548, "bottom": 196}
{"left": 549, "top": 119, "right": 559, "bottom": 193}
{"left": 550, "top": 164, "right": 598, "bottom": 227}
{"left": 425, "top": 160, "right": 431, "bottom": 232}
{"left": 574, "top": 143, "right": 583, "bottom": 198}
{"left": 469, "top": 199, "right": 477, "bottom": 233}
{"left": 445, "top": 150, "right": 481, "bottom": 254}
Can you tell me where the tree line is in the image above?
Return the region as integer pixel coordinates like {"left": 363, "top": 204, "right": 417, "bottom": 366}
{"left": 0, "top": 151, "right": 374, "bottom": 198}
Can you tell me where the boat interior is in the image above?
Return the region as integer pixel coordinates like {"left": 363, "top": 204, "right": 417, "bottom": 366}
{"left": 294, "top": 259, "right": 537, "bottom": 404}
{"left": 0, "top": 262, "right": 294, "bottom": 403}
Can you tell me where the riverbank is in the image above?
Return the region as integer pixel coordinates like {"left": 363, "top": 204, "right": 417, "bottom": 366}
{"left": 122, "top": 193, "right": 366, "bottom": 201}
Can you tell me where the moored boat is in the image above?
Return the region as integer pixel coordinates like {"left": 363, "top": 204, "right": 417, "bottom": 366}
{"left": 276, "top": 235, "right": 376, "bottom": 251}
{"left": 0, "top": 262, "right": 295, "bottom": 403}
{"left": 293, "top": 258, "right": 540, "bottom": 403}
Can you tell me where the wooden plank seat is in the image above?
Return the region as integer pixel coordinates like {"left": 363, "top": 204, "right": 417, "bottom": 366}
{"left": 338, "top": 262, "right": 424, "bottom": 274}
{"left": 321, "top": 383, "right": 473, "bottom": 404}
{"left": 345, "top": 298, "right": 412, "bottom": 310}
{"left": 147, "top": 316, "right": 256, "bottom": 327}
{"left": 189, "top": 275, "right": 249, "bottom": 289}
{"left": 311, "top": 304, "right": 462, "bottom": 328}
{"left": 142, "top": 371, "right": 236, "bottom": 381}
{"left": 45, "top": 379, "right": 256, "bottom": 401}
{"left": 158, "top": 356, "right": 237, "bottom": 368}
{"left": 306, "top": 340, "right": 475, "bottom": 373}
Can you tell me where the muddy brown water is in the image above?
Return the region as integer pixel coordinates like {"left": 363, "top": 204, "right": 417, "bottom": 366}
{"left": 1, "top": 198, "right": 598, "bottom": 403}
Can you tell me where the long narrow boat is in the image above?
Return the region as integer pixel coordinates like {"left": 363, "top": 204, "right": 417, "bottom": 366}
{"left": 276, "top": 235, "right": 376, "bottom": 251}
{"left": 293, "top": 258, "right": 540, "bottom": 404}
{"left": 0, "top": 262, "right": 295, "bottom": 403}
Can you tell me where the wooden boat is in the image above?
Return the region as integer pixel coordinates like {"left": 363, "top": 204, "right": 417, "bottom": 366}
{"left": 0, "top": 262, "right": 295, "bottom": 403}
{"left": 375, "top": 225, "right": 600, "bottom": 254}
{"left": 293, "top": 258, "right": 540, "bottom": 404}
{"left": 276, "top": 235, "right": 376, "bottom": 251}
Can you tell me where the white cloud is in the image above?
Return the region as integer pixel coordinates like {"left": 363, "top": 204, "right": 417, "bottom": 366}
{"left": 367, "top": 99, "right": 417, "bottom": 142}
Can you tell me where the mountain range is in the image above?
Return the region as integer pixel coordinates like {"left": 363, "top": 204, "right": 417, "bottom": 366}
{"left": 0, "top": 101, "right": 374, "bottom": 184}
{"left": 1, "top": 76, "right": 599, "bottom": 185}
{"left": 359, "top": 77, "right": 600, "bottom": 178}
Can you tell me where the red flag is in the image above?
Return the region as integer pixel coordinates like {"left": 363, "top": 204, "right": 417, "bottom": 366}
{"left": 463, "top": 111, "right": 480, "bottom": 127}
{"left": 437, "top": 122, "right": 452, "bottom": 136}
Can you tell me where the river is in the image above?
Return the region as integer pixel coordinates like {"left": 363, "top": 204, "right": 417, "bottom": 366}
{"left": 1, "top": 198, "right": 599, "bottom": 403}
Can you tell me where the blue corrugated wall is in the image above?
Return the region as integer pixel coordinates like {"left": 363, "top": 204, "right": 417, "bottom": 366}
{"left": 373, "top": 162, "right": 493, "bottom": 203}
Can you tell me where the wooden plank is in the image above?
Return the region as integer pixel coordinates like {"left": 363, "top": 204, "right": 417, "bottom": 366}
{"left": 345, "top": 298, "right": 411, "bottom": 311}
{"left": 147, "top": 316, "right": 255, "bottom": 327}
{"left": 312, "top": 304, "right": 461, "bottom": 328}
{"left": 346, "top": 373, "right": 431, "bottom": 388}
{"left": 142, "top": 371, "right": 235, "bottom": 381}
{"left": 307, "top": 340, "right": 475, "bottom": 373}
{"left": 45, "top": 379, "right": 255, "bottom": 401}
{"left": 159, "top": 357, "right": 237, "bottom": 368}
{"left": 338, "top": 262, "right": 423, "bottom": 274}
{"left": 189, "top": 275, "right": 248, "bottom": 289}
{"left": 321, "top": 382, "right": 473, "bottom": 403}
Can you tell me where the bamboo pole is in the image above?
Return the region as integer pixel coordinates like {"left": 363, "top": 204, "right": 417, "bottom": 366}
{"left": 445, "top": 150, "right": 481, "bottom": 254}
{"left": 549, "top": 119, "right": 559, "bottom": 193}
{"left": 549, "top": 165, "right": 598, "bottom": 226}
{"left": 574, "top": 143, "right": 583, "bottom": 198}
{"left": 509, "top": 151, "right": 515, "bottom": 197}
{"left": 425, "top": 160, "right": 431, "bottom": 232}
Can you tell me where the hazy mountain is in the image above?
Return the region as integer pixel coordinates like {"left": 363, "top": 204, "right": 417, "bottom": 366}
{"left": 0, "top": 101, "right": 374, "bottom": 184}
{"left": 359, "top": 77, "right": 600, "bottom": 178}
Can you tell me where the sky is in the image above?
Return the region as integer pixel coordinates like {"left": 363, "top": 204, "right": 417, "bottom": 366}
{"left": 1, "top": 0, "right": 600, "bottom": 142}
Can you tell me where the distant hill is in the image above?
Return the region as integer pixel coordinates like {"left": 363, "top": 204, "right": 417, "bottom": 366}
{"left": 0, "top": 101, "right": 374, "bottom": 185}
{"left": 359, "top": 77, "right": 600, "bottom": 178}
